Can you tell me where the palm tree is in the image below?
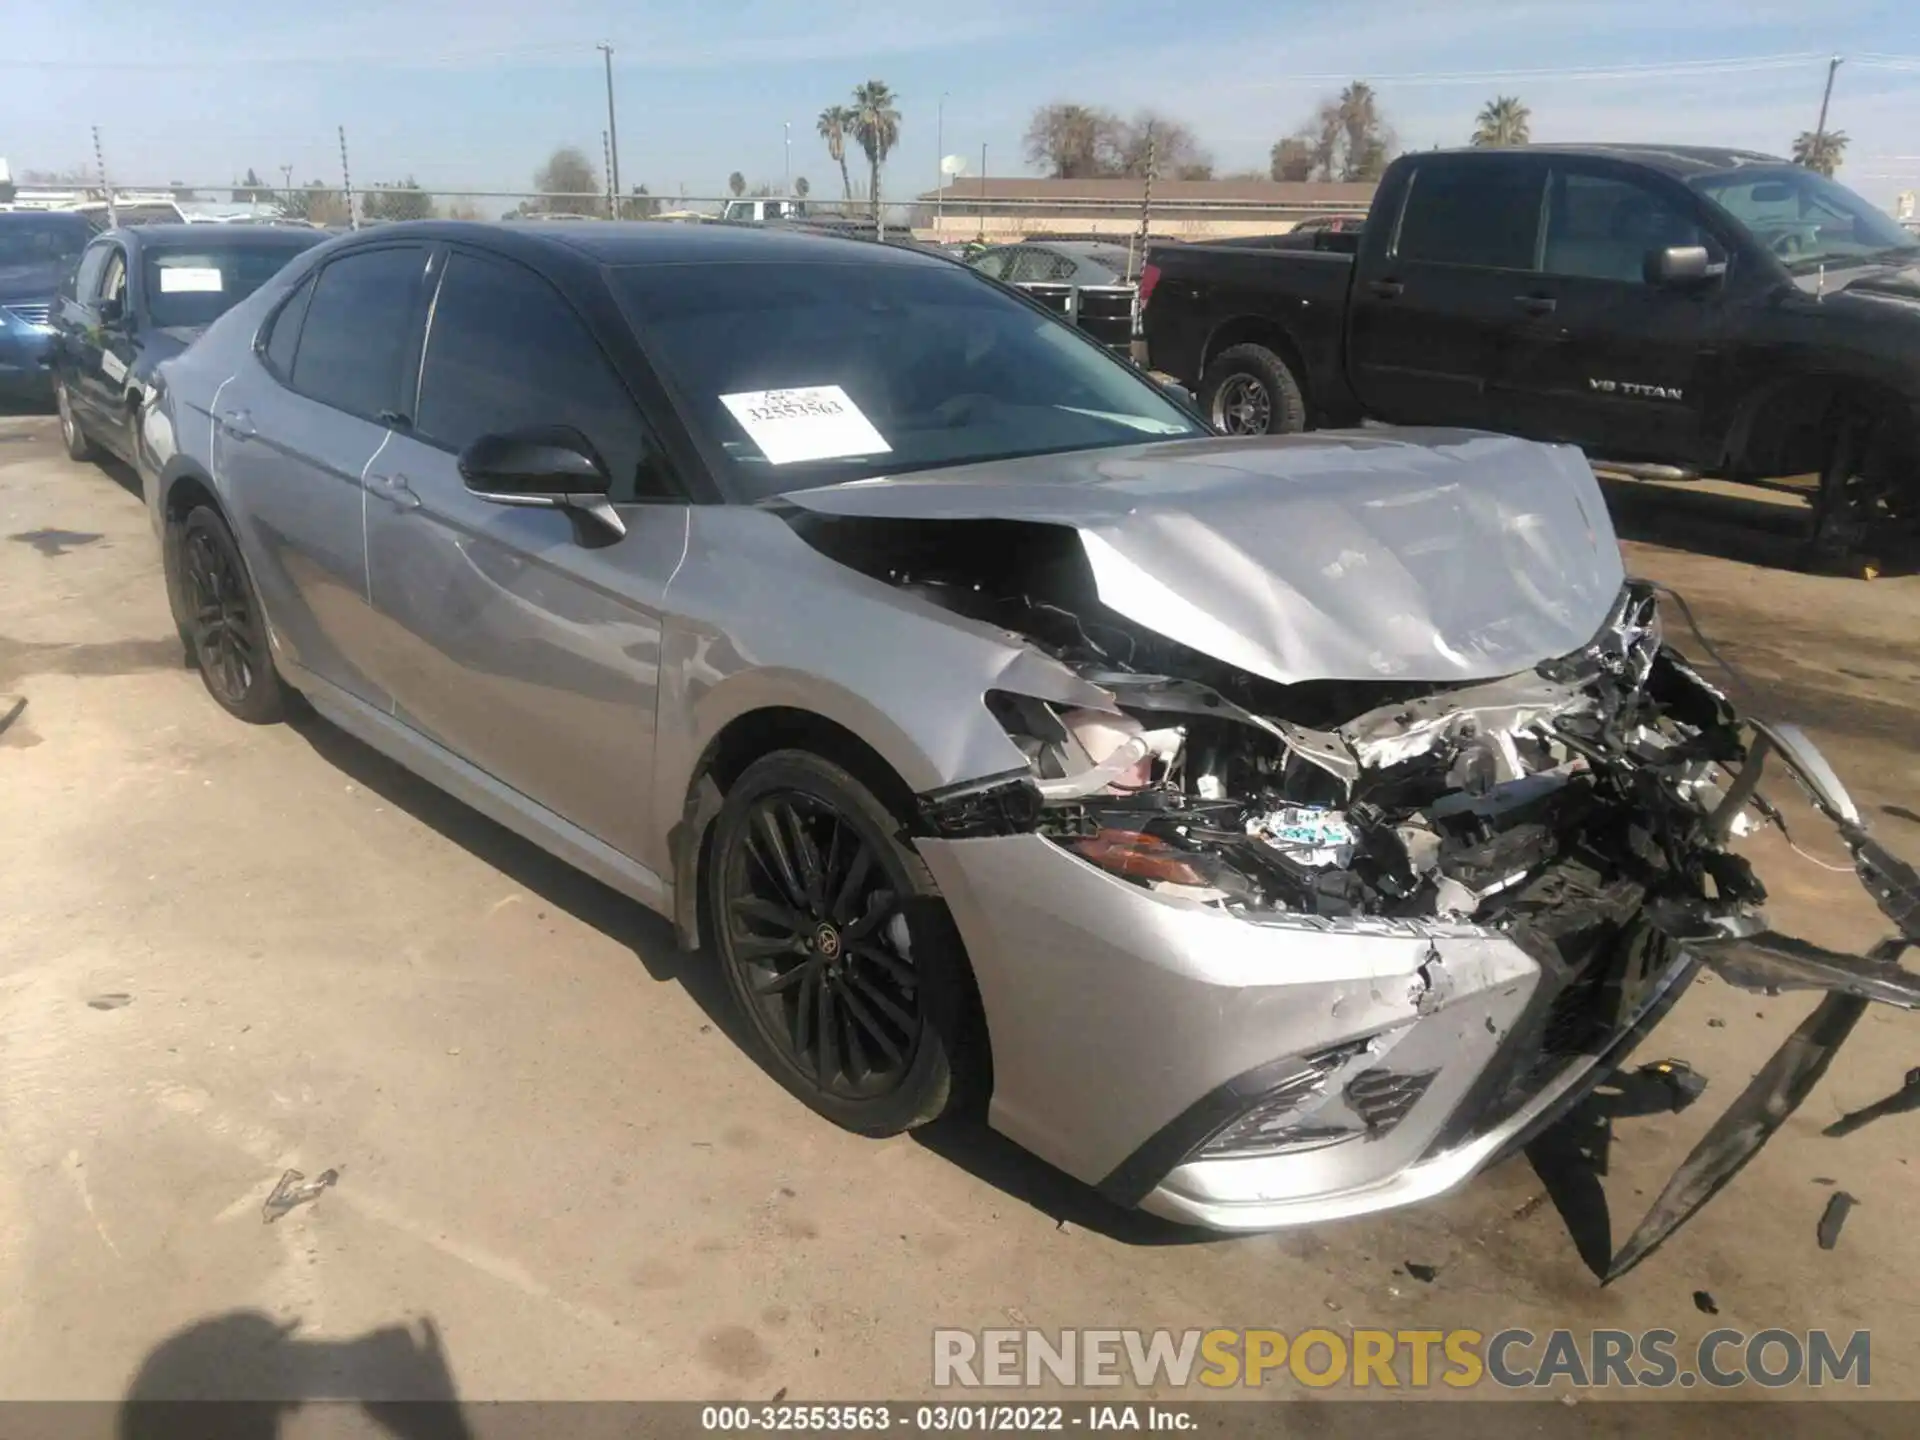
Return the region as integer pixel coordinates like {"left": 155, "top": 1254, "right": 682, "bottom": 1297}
{"left": 818, "top": 106, "right": 855, "bottom": 203}
{"left": 850, "top": 80, "right": 901, "bottom": 224}
{"left": 1792, "top": 129, "right": 1849, "bottom": 177}
{"left": 1337, "top": 82, "right": 1383, "bottom": 180}
{"left": 1472, "top": 96, "right": 1531, "bottom": 148}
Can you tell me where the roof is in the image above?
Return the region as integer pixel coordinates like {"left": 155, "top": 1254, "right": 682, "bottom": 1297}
{"left": 921, "top": 177, "right": 1379, "bottom": 205}
{"left": 1423, "top": 143, "right": 1789, "bottom": 178}
{"left": 340, "top": 219, "right": 941, "bottom": 268}
{"left": 100, "top": 223, "right": 325, "bottom": 249}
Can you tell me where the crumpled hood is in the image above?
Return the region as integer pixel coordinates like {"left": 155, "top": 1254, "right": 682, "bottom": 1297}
{"left": 779, "top": 429, "right": 1624, "bottom": 685}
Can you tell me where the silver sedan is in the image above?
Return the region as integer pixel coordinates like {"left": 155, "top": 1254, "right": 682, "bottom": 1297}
{"left": 138, "top": 221, "right": 1919, "bottom": 1259}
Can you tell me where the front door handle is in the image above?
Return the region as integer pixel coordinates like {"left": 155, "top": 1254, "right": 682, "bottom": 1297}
{"left": 1367, "top": 279, "right": 1405, "bottom": 299}
{"left": 1515, "top": 295, "right": 1557, "bottom": 315}
{"left": 218, "top": 408, "right": 255, "bottom": 440}
{"left": 367, "top": 472, "right": 421, "bottom": 512}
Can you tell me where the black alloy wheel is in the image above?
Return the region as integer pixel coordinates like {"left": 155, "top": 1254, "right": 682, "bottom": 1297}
{"left": 709, "top": 750, "right": 979, "bottom": 1135}
{"left": 177, "top": 507, "right": 286, "bottom": 723}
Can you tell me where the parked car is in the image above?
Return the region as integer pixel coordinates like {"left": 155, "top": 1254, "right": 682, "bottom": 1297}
{"left": 1142, "top": 144, "right": 1920, "bottom": 562}
{"left": 50, "top": 223, "right": 325, "bottom": 466}
{"left": 969, "top": 239, "right": 1131, "bottom": 286}
{"left": 139, "top": 220, "right": 1915, "bottom": 1246}
{"left": 0, "top": 210, "right": 93, "bottom": 402}
{"left": 971, "top": 240, "right": 1138, "bottom": 349}
{"left": 1288, "top": 214, "right": 1368, "bottom": 235}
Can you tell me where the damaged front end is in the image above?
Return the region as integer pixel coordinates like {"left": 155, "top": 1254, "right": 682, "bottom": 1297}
{"left": 792, "top": 504, "right": 1920, "bottom": 1255}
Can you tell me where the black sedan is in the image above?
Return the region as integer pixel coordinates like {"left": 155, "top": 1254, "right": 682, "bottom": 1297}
{"left": 51, "top": 223, "right": 324, "bottom": 466}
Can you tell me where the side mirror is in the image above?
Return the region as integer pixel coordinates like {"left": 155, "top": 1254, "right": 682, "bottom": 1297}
{"left": 1648, "top": 245, "right": 1724, "bottom": 287}
{"left": 457, "top": 426, "right": 626, "bottom": 542}
{"left": 97, "top": 295, "right": 126, "bottom": 325}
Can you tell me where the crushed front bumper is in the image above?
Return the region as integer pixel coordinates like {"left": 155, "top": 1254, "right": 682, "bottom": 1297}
{"left": 916, "top": 832, "right": 1681, "bottom": 1231}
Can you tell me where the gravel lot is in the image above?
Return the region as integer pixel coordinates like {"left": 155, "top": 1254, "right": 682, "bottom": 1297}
{"left": 2, "top": 408, "right": 1918, "bottom": 1424}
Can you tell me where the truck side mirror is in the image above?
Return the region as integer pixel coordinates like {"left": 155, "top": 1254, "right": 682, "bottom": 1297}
{"left": 1648, "top": 245, "right": 1724, "bottom": 287}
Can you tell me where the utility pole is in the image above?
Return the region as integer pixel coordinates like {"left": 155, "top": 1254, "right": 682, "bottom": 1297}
{"left": 92, "top": 126, "right": 116, "bottom": 228}
{"left": 280, "top": 165, "right": 293, "bottom": 208}
{"left": 339, "top": 125, "right": 356, "bottom": 230}
{"left": 978, "top": 142, "right": 988, "bottom": 243}
{"left": 603, "top": 129, "right": 614, "bottom": 216}
{"left": 1814, "top": 55, "right": 1843, "bottom": 149}
{"left": 784, "top": 121, "right": 791, "bottom": 197}
{"left": 936, "top": 92, "right": 948, "bottom": 237}
{"left": 1133, "top": 123, "right": 1157, "bottom": 281}
{"left": 597, "top": 43, "right": 622, "bottom": 214}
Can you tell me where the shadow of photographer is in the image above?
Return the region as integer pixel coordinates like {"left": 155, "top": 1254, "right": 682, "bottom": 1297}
{"left": 119, "top": 1311, "right": 471, "bottom": 1440}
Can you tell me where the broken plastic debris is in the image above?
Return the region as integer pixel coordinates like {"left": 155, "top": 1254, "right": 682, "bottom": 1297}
{"left": 0, "top": 694, "right": 24, "bottom": 735}
{"left": 1816, "top": 1192, "right": 1857, "bottom": 1251}
{"left": 263, "top": 1167, "right": 340, "bottom": 1223}
{"left": 1693, "top": 1290, "right": 1718, "bottom": 1315}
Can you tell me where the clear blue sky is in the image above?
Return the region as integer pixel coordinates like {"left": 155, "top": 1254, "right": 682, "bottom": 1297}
{"left": 5, "top": 0, "right": 1920, "bottom": 205}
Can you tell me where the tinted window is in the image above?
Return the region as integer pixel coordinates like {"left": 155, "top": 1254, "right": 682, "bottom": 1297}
{"left": 0, "top": 214, "right": 91, "bottom": 268}
{"left": 1010, "top": 248, "right": 1076, "bottom": 283}
{"left": 1542, "top": 172, "right": 1707, "bottom": 283}
{"left": 415, "top": 251, "right": 660, "bottom": 496}
{"left": 969, "top": 248, "right": 1014, "bottom": 280}
{"left": 143, "top": 242, "right": 318, "bottom": 328}
{"left": 290, "top": 247, "right": 426, "bottom": 420}
{"left": 73, "top": 243, "right": 112, "bottom": 302}
{"left": 609, "top": 259, "right": 1204, "bottom": 501}
{"left": 263, "top": 273, "right": 315, "bottom": 379}
{"left": 1396, "top": 161, "right": 1543, "bottom": 270}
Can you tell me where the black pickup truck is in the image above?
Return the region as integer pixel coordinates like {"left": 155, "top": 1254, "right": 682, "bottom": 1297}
{"left": 1141, "top": 144, "right": 1920, "bottom": 560}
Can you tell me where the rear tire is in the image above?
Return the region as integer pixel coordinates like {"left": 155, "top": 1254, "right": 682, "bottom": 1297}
{"left": 56, "top": 379, "right": 93, "bottom": 462}
{"left": 1198, "top": 342, "right": 1308, "bottom": 436}
{"left": 1805, "top": 406, "right": 1917, "bottom": 576}
{"left": 707, "top": 749, "right": 986, "bottom": 1137}
{"left": 174, "top": 506, "right": 287, "bottom": 724}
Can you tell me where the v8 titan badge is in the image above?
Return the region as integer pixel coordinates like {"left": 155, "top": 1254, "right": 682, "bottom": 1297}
{"left": 719, "top": 385, "right": 891, "bottom": 466}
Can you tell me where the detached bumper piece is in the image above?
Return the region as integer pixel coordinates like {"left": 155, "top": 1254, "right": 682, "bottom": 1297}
{"left": 1607, "top": 749, "right": 1920, "bottom": 1283}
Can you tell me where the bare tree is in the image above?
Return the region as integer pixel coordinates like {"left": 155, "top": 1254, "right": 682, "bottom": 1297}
{"left": 1273, "top": 85, "right": 1395, "bottom": 183}
{"left": 1023, "top": 103, "right": 1123, "bottom": 179}
{"left": 21, "top": 166, "right": 94, "bottom": 185}
{"left": 1116, "top": 112, "right": 1212, "bottom": 180}
{"left": 363, "top": 179, "right": 434, "bottom": 222}
{"left": 534, "top": 146, "right": 601, "bottom": 215}
{"left": 1268, "top": 137, "right": 1315, "bottom": 182}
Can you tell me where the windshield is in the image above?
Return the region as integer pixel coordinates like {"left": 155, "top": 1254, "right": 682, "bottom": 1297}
{"left": 0, "top": 215, "right": 91, "bottom": 270}
{"left": 610, "top": 259, "right": 1204, "bottom": 499}
{"left": 142, "top": 242, "right": 317, "bottom": 328}
{"left": 1690, "top": 166, "right": 1920, "bottom": 272}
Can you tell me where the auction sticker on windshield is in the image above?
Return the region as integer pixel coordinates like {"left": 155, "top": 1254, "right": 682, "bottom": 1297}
{"left": 720, "top": 386, "right": 890, "bottom": 465}
{"left": 157, "top": 267, "right": 224, "bottom": 293}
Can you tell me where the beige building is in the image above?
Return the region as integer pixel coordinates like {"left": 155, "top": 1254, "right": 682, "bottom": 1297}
{"left": 917, "top": 176, "right": 1378, "bottom": 242}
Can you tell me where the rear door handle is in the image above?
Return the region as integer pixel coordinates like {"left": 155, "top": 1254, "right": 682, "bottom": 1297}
{"left": 1515, "top": 295, "right": 1557, "bottom": 315}
{"left": 1366, "top": 279, "right": 1405, "bottom": 299}
{"left": 367, "top": 472, "right": 421, "bottom": 512}
{"left": 218, "top": 408, "right": 255, "bottom": 440}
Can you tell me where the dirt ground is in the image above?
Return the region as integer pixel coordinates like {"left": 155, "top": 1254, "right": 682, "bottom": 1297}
{"left": 2, "top": 409, "right": 1918, "bottom": 1421}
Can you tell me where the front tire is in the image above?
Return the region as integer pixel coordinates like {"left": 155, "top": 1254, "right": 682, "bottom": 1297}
{"left": 174, "top": 506, "right": 287, "bottom": 724}
{"left": 707, "top": 750, "right": 984, "bottom": 1136}
{"left": 1198, "top": 342, "right": 1308, "bottom": 436}
{"left": 56, "top": 379, "right": 93, "bottom": 462}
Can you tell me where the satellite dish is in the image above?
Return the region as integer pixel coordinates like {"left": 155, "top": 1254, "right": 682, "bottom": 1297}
{"left": 940, "top": 154, "right": 968, "bottom": 177}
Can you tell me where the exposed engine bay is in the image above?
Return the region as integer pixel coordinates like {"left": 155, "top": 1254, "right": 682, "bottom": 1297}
{"left": 793, "top": 513, "right": 1766, "bottom": 947}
